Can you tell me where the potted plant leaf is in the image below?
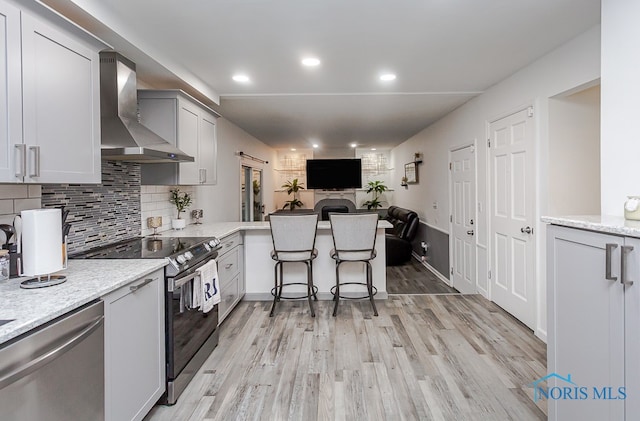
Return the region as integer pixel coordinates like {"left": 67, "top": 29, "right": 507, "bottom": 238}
{"left": 170, "top": 188, "right": 192, "bottom": 230}
{"left": 282, "top": 178, "right": 304, "bottom": 210}
{"left": 362, "top": 180, "right": 388, "bottom": 210}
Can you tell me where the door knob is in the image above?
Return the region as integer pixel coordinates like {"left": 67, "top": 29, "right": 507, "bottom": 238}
{"left": 466, "top": 230, "right": 474, "bottom": 236}
{"left": 521, "top": 226, "right": 533, "bottom": 234}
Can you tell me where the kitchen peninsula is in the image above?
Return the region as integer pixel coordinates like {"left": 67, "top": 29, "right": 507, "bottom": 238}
{"left": 161, "top": 220, "right": 391, "bottom": 301}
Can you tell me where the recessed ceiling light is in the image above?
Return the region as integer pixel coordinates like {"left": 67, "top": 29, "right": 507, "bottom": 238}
{"left": 371, "top": 148, "right": 377, "bottom": 151}
{"left": 350, "top": 143, "right": 357, "bottom": 148}
{"left": 232, "top": 74, "right": 250, "bottom": 83}
{"left": 380, "top": 73, "right": 396, "bottom": 81}
{"left": 290, "top": 148, "right": 296, "bottom": 151}
{"left": 302, "top": 57, "right": 321, "bottom": 67}
{"left": 312, "top": 144, "right": 319, "bottom": 148}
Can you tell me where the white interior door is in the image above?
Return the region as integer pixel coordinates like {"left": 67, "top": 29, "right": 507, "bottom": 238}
{"left": 450, "top": 145, "right": 476, "bottom": 294}
{"left": 489, "top": 107, "right": 535, "bottom": 329}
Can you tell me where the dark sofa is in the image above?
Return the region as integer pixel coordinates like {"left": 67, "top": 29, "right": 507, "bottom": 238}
{"left": 385, "top": 205, "right": 419, "bottom": 266}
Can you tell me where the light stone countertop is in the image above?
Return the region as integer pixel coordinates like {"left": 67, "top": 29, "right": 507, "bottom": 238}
{"left": 159, "top": 220, "right": 392, "bottom": 239}
{"left": 0, "top": 259, "right": 167, "bottom": 345}
{"left": 541, "top": 215, "right": 640, "bottom": 238}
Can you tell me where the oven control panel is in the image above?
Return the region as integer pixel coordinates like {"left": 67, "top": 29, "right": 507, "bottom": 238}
{"left": 166, "top": 237, "right": 221, "bottom": 276}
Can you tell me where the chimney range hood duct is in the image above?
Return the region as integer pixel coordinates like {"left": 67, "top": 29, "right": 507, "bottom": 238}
{"left": 99, "top": 52, "right": 194, "bottom": 163}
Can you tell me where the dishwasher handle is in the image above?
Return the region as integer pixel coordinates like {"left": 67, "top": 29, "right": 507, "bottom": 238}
{"left": 0, "top": 315, "right": 103, "bottom": 389}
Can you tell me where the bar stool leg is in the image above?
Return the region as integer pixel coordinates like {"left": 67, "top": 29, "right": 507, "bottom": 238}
{"left": 270, "top": 262, "right": 280, "bottom": 317}
{"left": 333, "top": 262, "right": 341, "bottom": 317}
{"left": 306, "top": 261, "right": 315, "bottom": 317}
{"left": 310, "top": 263, "right": 318, "bottom": 301}
{"left": 277, "top": 262, "right": 284, "bottom": 301}
{"left": 366, "top": 261, "right": 378, "bottom": 316}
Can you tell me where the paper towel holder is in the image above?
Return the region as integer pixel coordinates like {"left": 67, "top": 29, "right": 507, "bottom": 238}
{"left": 19, "top": 208, "right": 67, "bottom": 289}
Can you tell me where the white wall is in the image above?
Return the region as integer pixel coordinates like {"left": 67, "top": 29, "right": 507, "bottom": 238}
{"left": 390, "top": 25, "right": 601, "bottom": 340}
{"left": 601, "top": 0, "right": 640, "bottom": 216}
{"left": 196, "top": 118, "right": 277, "bottom": 222}
{"left": 548, "top": 85, "right": 601, "bottom": 216}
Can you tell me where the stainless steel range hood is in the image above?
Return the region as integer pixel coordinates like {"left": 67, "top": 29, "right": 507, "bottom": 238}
{"left": 99, "top": 52, "right": 194, "bottom": 163}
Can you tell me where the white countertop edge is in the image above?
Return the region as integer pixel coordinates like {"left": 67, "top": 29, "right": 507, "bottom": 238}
{"left": 542, "top": 215, "right": 640, "bottom": 238}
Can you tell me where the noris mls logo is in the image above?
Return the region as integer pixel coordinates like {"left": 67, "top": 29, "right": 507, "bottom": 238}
{"left": 528, "top": 373, "right": 626, "bottom": 402}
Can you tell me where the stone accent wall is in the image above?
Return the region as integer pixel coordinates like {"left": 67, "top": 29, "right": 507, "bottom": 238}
{"left": 41, "top": 161, "right": 141, "bottom": 254}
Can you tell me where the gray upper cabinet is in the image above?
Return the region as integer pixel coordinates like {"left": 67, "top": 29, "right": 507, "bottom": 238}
{"left": 0, "top": 0, "right": 103, "bottom": 184}
{"left": 138, "top": 90, "right": 219, "bottom": 186}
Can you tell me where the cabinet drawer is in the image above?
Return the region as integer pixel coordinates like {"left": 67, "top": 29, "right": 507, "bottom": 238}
{"left": 219, "top": 273, "right": 241, "bottom": 325}
{"left": 218, "top": 246, "right": 240, "bottom": 283}
{"left": 218, "top": 233, "right": 242, "bottom": 256}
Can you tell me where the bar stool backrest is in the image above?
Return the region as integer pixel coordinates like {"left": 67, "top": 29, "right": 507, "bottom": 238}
{"left": 269, "top": 213, "right": 319, "bottom": 259}
{"left": 329, "top": 213, "right": 378, "bottom": 261}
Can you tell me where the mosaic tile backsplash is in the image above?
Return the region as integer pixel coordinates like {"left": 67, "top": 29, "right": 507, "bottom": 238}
{"left": 41, "top": 161, "right": 141, "bottom": 254}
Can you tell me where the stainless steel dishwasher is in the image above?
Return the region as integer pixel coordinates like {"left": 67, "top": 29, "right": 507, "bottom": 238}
{"left": 0, "top": 300, "right": 105, "bottom": 421}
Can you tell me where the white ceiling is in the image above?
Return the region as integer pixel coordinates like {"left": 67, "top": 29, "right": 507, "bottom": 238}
{"left": 43, "top": 0, "right": 600, "bottom": 150}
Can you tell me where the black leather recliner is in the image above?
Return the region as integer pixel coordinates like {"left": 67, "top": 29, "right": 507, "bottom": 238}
{"left": 385, "top": 205, "right": 419, "bottom": 266}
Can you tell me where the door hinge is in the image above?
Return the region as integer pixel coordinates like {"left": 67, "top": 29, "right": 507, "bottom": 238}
{"left": 487, "top": 138, "right": 491, "bottom": 148}
{"left": 488, "top": 270, "right": 492, "bottom": 279}
{"left": 450, "top": 214, "right": 453, "bottom": 223}
{"left": 449, "top": 162, "right": 452, "bottom": 170}
{"left": 451, "top": 267, "right": 454, "bottom": 275}
{"left": 528, "top": 106, "right": 534, "bottom": 117}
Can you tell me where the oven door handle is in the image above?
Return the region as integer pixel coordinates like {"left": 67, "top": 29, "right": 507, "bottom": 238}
{"left": 170, "top": 271, "right": 200, "bottom": 292}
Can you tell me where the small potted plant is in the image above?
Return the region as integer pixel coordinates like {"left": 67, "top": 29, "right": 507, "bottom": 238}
{"left": 282, "top": 178, "right": 304, "bottom": 210}
{"left": 362, "top": 180, "right": 388, "bottom": 210}
{"left": 169, "top": 188, "right": 192, "bottom": 230}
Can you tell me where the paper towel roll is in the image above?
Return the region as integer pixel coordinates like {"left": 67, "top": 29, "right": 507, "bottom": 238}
{"left": 21, "top": 209, "right": 63, "bottom": 276}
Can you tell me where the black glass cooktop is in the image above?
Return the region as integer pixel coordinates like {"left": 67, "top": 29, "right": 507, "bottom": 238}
{"left": 70, "top": 237, "right": 207, "bottom": 260}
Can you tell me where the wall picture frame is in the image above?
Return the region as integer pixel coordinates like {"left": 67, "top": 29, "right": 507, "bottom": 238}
{"left": 404, "top": 162, "right": 418, "bottom": 183}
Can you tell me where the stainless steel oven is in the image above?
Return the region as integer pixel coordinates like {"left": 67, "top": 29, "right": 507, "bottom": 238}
{"left": 71, "top": 236, "right": 222, "bottom": 405}
{"left": 164, "top": 251, "right": 219, "bottom": 404}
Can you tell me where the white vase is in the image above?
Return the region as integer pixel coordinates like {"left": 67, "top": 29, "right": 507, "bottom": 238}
{"left": 172, "top": 218, "right": 186, "bottom": 230}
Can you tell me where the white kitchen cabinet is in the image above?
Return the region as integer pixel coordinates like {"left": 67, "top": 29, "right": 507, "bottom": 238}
{"left": 217, "top": 232, "right": 244, "bottom": 324}
{"left": 0, "top": 0, "right": 102, "bottom": 183}
{"left": 103, "top": 269, "right": 165, "bottom": 421}
{"left": 138, "top": 89, "right": 219, "bottom": 186}
{"left": 547, "top": 225, "right": 639, "bottom": 420}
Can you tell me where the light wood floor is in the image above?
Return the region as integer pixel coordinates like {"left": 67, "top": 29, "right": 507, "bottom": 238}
{"left": 386, "top": 259, "right": 458, "bottom": 294}
{"left": 146, "top": 295, "right": 547, "bottom": 421}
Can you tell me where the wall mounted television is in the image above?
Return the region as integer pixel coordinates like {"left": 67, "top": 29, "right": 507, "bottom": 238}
{"left": 306, "top": 159, "right": 362, "bottom": 189}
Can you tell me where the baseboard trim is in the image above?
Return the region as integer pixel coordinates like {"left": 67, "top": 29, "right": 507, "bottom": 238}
{"left": 243, "top": 291, "right": 389, "bottom": 301}
{"left": 411, "top": 252, "right": 453, "bottom": 287}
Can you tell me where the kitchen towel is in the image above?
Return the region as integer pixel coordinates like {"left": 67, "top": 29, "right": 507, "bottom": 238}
{"left": 194, "top": 260, "right": 220, "bottom": 313}
{"left": 21, "top": 209, "right": 63, "bottom": 276}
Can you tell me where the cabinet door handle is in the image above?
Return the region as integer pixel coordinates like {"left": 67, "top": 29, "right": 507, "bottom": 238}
{"left": 199, "top": 168, "right": 206, "bottom": 184}
{"left": 225, "top": 241, "right": 234, "bottom": 248}
{"left": 622, "top": 245, "right": 634, "bottom": 286}
{"left": 14, "top": 144, "right": 26, "bottom": 178}
{"left": 130, "top": 278, "right": 154, "bottom": 292}
{"left": 28, "top": 146, "right": 40, "bottom": 177}
{"left": 224, "top": 263, "right": 233, "bottom": 270}
{"left": 606, "top": 243, "right": 618, "bottom": 281}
